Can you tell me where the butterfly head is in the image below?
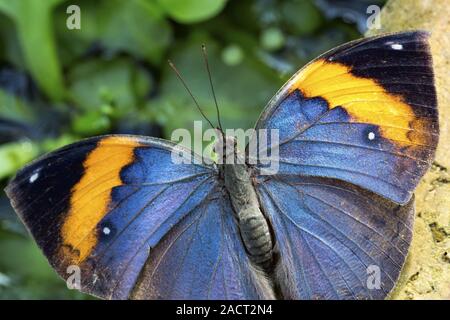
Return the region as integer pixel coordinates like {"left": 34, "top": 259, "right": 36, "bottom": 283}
{"left": 213, "top": 133, "right": 235, "bottom": 158}
{"left": 213, "top": 132, "right": 243, "bottom": 165}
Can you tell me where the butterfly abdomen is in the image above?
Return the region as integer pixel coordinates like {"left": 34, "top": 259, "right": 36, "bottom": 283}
{"left": 223, "top": 163, "right": 273, "bottom": 269}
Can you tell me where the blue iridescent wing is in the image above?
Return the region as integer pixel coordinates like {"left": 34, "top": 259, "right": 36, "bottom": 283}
{"left": 254, "top": 31, "right": 438, "bottom": 204}
{"left": 6, "top": 135, "right": 271, "bottom": 299}
{"left": 256, "top": 175, "right": 414, "bottom": 299}
{"left": 253, "top": 32, "right": 438, "bottom": 299}
{"left": 131, "top": 192, "right": 273, "bottom": 299}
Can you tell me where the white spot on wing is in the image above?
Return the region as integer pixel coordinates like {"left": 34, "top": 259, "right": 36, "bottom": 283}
{"left": 102, "top": 227, "right": 111, "bottom": 235}
{"left": 29, "top": 172, "right": 39, "bottom": 183}
{"left": 368, "top": 132, "right": 376, "bottom": 141}
{"left": 391, "top": 43, "right": 403, "bottom": 50}
{"left": 93, "top": 273, "right": 99, "bottom": 284}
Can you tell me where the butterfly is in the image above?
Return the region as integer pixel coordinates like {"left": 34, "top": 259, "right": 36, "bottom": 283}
{"left": 5, "top": 31, "right": 438, "bottom": 300}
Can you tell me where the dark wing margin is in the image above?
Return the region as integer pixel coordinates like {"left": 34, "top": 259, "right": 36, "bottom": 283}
{"left": 254, "top": 31, "right": 438, "bottom": 205}
{"left": 6, "top": 134, "right": 274, "bottom": 299}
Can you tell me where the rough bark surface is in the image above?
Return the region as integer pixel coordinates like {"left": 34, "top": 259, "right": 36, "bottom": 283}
{"left": 366, "top": 0, "right": 450, "bottom": 300}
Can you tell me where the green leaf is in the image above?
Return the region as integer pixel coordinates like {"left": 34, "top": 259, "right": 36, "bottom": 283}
{"left": 67, "top": 57, "right": 152, "bottom": 116}
{"left": 150, "top": 35, "right": 282, "bottom": 138}
{"left": 281, "top": 0, "right": 323, "bottom": 35}
{"left": 97, "top": 0, "right": 171, "bottom": 63}
{"left": 0, "top": 135, "right": 77, "bottom": 180}
{"left": 0, "top": 13, "right": 25, "bottom": 68}
{"left": 0, "top": 140, "right": 39, "bottom": 180}
{"left": 0, "top": 230, "right": 92, "bottom": 299}
{"left": 40, "top": 134, "right": 77, "bottom": 152}
{"left": 260, "top": 27, "right": 285, "bottom": 51}
{"left": 71, "top": 110, "right": 111, "bottom": 135}
{"left": 221, "top": 44, "right": 244, "bottom": 66}
{"left": 0, "top": 89, "right": 35, "bottom": 122}
{"left": 0, "top": 0, "right": 66, "bottom": 101}
{"left": 157, "top": 0, "right": 227, "bottom": 24}
{"left": 52, "top": 0, "right": 100, "bottom": 67}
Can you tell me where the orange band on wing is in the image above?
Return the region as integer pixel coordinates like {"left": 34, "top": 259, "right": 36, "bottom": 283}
{"left": 61, "top": 136, "right": 142, "bottom": 263}
{"left": 288, "top": 59, "right": 428, "bottom": 146}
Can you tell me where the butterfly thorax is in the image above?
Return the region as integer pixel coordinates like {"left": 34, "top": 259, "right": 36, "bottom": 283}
{"left": 216, "top": 135, "right": 274, "bottom": 269}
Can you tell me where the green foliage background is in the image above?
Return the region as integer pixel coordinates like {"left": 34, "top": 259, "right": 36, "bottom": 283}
{"left": 0, "top": 0, "right": 384, "bottom": 299}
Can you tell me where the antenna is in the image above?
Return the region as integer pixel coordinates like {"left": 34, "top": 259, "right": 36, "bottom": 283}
{"left": 201, "top": 44, "right": 224, "bottom": 135}
{"left": 168, "top": 59, "right": 215, "bottom": 130}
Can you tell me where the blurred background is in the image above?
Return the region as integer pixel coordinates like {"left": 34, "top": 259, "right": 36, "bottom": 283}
{"left": 0, "top": 0, "right": 385, "bottom": 299}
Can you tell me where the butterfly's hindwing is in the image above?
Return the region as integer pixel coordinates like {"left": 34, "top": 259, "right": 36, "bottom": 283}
{"left": 257, "top": 176, "right": 414, "bottom": 299}
{"left": 131, "top": 192, "right": 274, "bottom": 300}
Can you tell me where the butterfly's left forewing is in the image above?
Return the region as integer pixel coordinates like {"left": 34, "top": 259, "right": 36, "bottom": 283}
{"left": 6, "top": 135, "right": 271, "bottom": 299}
